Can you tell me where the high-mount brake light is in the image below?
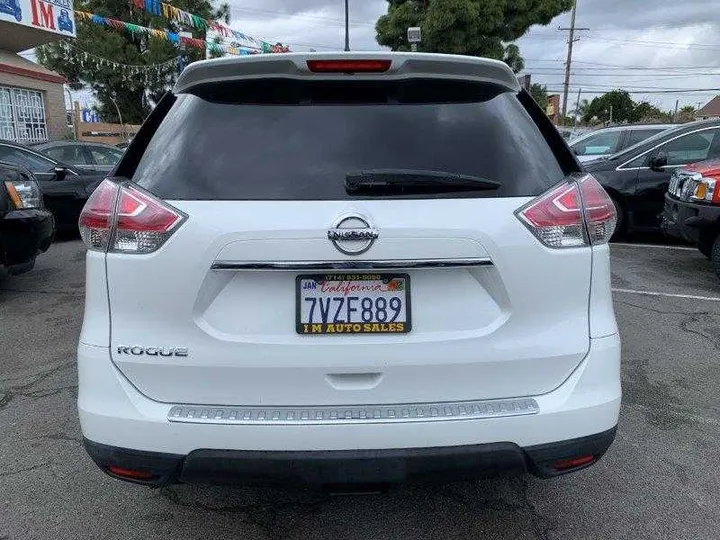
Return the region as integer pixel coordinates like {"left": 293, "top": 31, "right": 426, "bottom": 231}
{"left": 306, "top": 59, "right": 392, "bottom": 73}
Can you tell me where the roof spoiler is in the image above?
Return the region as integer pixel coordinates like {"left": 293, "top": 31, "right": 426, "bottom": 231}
{"left": 174, "top": 52, "right": 521, "bottom": 94}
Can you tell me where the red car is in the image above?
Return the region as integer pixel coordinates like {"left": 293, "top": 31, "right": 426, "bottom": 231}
{"left": 663, "top": 159, "right": 720, "bottom": 278}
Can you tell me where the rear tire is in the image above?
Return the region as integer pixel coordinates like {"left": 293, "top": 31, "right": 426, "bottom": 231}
{"left": 699, "top": 241, "right": 713, "bottom": 260}
{"left": 610, "top": 196, "right": 625, "bottom": 239}
{"left": 711, "top": 235, "right": 720, "bottom": 280}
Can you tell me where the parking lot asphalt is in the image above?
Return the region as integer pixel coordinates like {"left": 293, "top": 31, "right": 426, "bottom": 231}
{"left": 1, "top": 238, "right": 720, "bottom": 540}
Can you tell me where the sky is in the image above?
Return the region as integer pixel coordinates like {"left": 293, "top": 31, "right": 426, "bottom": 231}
{"left": 223, "top": 0, "right": 720, "bottom": 112}
{"left": 30, "top": 0, "right": 720, "bottom": 112}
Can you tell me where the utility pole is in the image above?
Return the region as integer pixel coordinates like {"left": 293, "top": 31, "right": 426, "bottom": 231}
{"left": 559, "top": 1, "right": 589, "bottom": 119}
{"left": 344, "top": 0, "right": 350, "bottom": 51}
{"left": 674, "top": 99, "right": 679, "bottom": 122}
{"left": 573, "top": 87, "right": 582, "bottom": 127}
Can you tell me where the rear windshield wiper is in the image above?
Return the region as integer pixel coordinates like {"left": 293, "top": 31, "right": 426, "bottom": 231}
{"left": 345, "top": 169, "right": 501, "bottom": 194}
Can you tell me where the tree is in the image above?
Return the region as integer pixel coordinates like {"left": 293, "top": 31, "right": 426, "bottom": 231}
{"left": 530, "top": 83, "right": 548, "bottom": 110}
{"left": 37, "top": 0, "right": 229, "bottom": 124}
{"left": 677, "top": 105, "right": 697, "bottom": 123}
{"left": 631, "top": 101, "right": 671, "bottom": 123}
{"left": 503, "top": 44, "right": 524, "bottom": 74}
{"left": 375, "top": 0, "right": 573, "bottom": 73}
{"left": 582, "top": 90, "right": 636, "bottom": 124}
{"left": 574, "top": 98, "right": 590, "bottom": 120}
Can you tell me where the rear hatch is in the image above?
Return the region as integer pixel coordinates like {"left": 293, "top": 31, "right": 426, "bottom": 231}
{"left": 103, "top": 54, "right": 592, "bottom": 406}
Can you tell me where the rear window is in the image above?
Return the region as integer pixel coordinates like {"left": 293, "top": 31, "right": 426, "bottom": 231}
{"left": 132, "top": 80, "right": 565, "bottom": 200}
{"left": 625, "top": 128, "right": 665, "bottom": 148}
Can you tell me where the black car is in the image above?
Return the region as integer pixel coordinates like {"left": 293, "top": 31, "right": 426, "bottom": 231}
{"left": 0, "top": 140, "right": 105, "bottom": 230}
{"left": 583, "top": 119, "right": 720, "bottom": 235}
{"left": 0, "top": 161, "right": 54, "bottom": 278}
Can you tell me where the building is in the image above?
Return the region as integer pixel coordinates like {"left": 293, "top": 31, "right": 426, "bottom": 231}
{"left": 696, "top": 96, "right": 720, "bottom": 121}
{"left": 546, "top": 94, "right": 561, "bottom": 124}
{"left": 0, "top": 0, "right": 75, "bottom": 142}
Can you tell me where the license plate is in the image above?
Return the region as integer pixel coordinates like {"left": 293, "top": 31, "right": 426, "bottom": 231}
{"left": 296, "top": 274, "right": 411, "bottom": 335}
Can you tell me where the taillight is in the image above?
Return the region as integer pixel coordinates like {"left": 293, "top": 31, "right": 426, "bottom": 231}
{"left": 78, "top": 179, "right": 185, "bottom": 254}
{"left": 306, "top": 59, "right": 392, "bottom": 73}
{"left": 516, "top": 174, "right": 616, "bottom": 248}
{"left": 78, "top": 179, "right": 119, "bottom": 251}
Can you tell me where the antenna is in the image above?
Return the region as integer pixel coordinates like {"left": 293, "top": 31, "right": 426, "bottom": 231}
{"left": 344, "top": 0, "right": 350, "bottom": 51}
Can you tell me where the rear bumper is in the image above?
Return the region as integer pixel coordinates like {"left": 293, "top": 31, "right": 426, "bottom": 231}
{"left": 662, "top": 194, "right": 720, "bottom": 243}
{"left": 0, "top": 208, "right": 54, "bottom": 275}
{"left": 78, "top": 333, "right": 621, "bottom": 486}
{"left": 84, "top": 428, "right": 617, "bottom": 487}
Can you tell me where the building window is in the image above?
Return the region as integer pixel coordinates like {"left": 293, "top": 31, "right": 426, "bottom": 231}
{"left": 0, "top": 87, "right": 48, "bottom": 143}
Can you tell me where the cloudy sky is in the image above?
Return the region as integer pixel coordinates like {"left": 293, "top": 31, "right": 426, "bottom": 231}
{"left": 224, "top": 0, "right": 720, "bottom": 112}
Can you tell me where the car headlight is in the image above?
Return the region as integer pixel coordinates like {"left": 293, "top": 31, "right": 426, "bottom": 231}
{"left": 4, "top": 179, "right": 42, "bottom": 209}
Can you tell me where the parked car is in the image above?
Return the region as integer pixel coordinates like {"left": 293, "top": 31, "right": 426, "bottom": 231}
{"left": 77, "top": 53, "right": 620, "bottom": 487}
{"left": 662, "top": 159, "right": 720, "bottom": 277}
{"left": 0, "top": 140, "right": 105, "bottom": 230}
{"left": 31, "top": 141, "right": 124, "bottom": 173}
{"left": 570, "top": 124, "right": 675, "bottom": 163}
{"left": 557, "top": 126, "right": 591, "bottom": 142}
{"left": 0, "top": 162, "right": 54, "bottom": 278}
{"left": 583, "top": 120, "right": 720, "bottom": 235}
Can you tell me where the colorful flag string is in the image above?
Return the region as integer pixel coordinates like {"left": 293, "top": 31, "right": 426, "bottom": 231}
{"left": 73, "top": 10, "right": 264, "bottom": 56}
{"left": 60, "top": 40, "right": 181, "bottom": 73}
{"left": 128, "top": 0, "right": 290, "bottom": 53}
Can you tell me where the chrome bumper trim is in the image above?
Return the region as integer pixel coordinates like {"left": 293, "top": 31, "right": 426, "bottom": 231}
{"left": 211, "top": 258, "right": 493, "bottom": 271}
{"left": 167, "top": 398, "right": 538, "bottom": 425}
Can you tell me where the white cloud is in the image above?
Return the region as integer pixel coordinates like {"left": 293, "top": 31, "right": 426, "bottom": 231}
{"left": 227, "top": 0, "right": 720, "bottom": 110}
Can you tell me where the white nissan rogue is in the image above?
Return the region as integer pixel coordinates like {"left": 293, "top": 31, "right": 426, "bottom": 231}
{"left": 77, "top": 52, "right": 621, "bottom": 487}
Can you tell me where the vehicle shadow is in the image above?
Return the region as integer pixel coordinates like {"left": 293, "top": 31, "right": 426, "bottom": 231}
{"left": 151, "top": 475, "right": 553, "bottom": 540}
{"left": 611, "top": 231, "right": 690, "bottom": 247}
{"left": 53, "top": 228, "right": 81, "bottom": 243}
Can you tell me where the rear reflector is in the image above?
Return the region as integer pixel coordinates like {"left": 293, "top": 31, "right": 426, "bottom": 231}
{"left": 79, "top": 179, "right": 185, "bottom": 254}
{"left": 106, "top": 465, "right": 157, "bottom": 480}
{"left": 307, "top": 59, "right": 392, "bottom": 73}
{"left": 516, "top": 174, "right": 616, "bottom": 248}
{"left": 552, "top": 455, "right": 595, "bottom": 471}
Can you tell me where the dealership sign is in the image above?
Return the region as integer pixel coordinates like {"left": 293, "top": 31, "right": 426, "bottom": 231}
{"left": 0, "top": 0, "right": 76, "bottom": 38}
{"left": 81, "top": 109, "right": 100, "bottom": 123}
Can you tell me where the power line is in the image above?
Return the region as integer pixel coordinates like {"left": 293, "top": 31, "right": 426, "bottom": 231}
{"left": 544, "top": 87, "right": 720, "bottom": 94}
{"left": 525, "top": 59, "right": 720, "bottom": 71}
{"left": 521, "top": 33, "right": 720, "bottom": 51}
{"left": 526, "top": 70, "right": 720, "bottom": 77}
{"left": 525, "top": 66, "right": 720, "bottom": 73}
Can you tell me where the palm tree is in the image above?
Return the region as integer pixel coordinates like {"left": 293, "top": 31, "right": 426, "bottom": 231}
{"left": 573, "top": 99, "right": 590, "bottom": 123}
{"left": 677, "top": 105, "right": 697, "bottom": 123}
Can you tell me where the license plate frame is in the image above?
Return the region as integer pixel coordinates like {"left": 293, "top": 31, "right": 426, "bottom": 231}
{"left": 295, "top": 273, "right": 412, "bottom": 335}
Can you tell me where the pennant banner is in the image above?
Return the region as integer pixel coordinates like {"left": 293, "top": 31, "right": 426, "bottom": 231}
{"left": 128, "top": 0, "right": 290, "bottom": 53}
{"left": 73, "top": 10, "right": 262, "bottom": 56}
